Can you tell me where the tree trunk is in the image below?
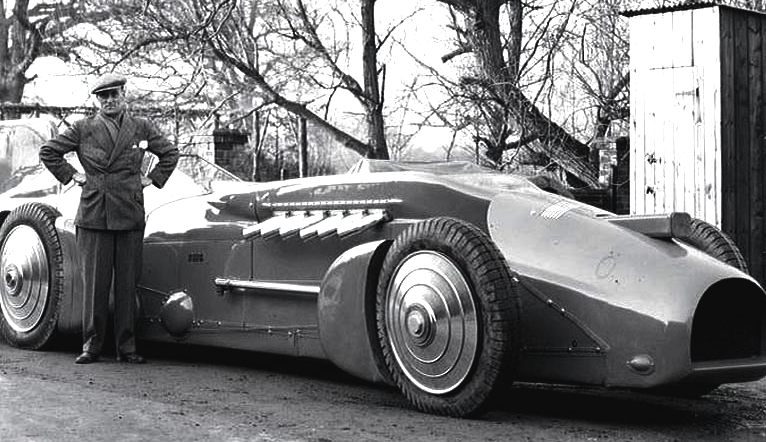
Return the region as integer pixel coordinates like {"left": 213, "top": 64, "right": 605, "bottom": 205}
{"left": 252, "top": 110, "right": 261, "bottom": 182}
{"left": 0, "top": 71, "right": 26, "bottom": 102}
{"left": 361, "top": 0, "right": 389, "bottom": 160}
{"left": 506, "top": 1, "right": 522, "bottom": 80}
{"left": 298, "top": 116, "right": 308, "bottom": 177}
{"left": 444, "top": 0, "right": 599, "bottom": 187}
{"left": 0, "top": 72, "right": 26, "bottom": 119}
{"left": 462, "top": 0, "right": 508, "bottom": 156}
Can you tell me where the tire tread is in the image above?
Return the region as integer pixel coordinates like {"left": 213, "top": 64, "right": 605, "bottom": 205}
{"left": 376, "top": 217, "right": 520, "bottom": 417}
{"left": 0, "top": 203, "right": 63, "bottom": 349}
{"left": 684, "top": 218, "right": 748, "bottom": 273}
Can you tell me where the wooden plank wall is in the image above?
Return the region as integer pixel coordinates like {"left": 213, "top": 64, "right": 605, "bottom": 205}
{"left": 694, "top": 8, "right": 723, "bottom": 226}
{"left": 629, "top": 7, "right": 721, "bottom": 225}
{"left": 629, "top": 14, "right": 646, "bottom": 215}
{"left": 630, "top": 5, "right": 766, "bottom": 283}
{"left": 720, "top": 7, "right": 766, "bottom": 283}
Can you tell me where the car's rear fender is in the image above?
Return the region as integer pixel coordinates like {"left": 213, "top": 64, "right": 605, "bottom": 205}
{"left": 318, "top": 239, "right": 392, "bottom": 384}
{"left": 488, "top": 192, "right": 766, "bottom": 387}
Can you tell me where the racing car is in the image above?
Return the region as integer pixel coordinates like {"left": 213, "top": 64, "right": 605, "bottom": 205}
{"left": 0, "top": 154, "right": 764, "bottom": 417}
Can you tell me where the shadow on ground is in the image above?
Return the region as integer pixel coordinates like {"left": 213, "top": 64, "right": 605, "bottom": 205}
{"left": 27, "top": 334, "right": 764, "bottom": 439}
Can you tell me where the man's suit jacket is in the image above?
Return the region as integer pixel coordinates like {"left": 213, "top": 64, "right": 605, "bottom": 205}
{"left": 39, "top": 112, "right": 179, "bottom": 230}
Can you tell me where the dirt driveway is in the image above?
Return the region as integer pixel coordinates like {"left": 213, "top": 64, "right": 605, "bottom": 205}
{"left": 0, "top": 338, "right": 764, "bottom": 441}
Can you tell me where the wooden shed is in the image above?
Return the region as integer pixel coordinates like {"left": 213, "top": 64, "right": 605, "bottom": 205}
{"left": 625, "top": 1, "right": 766, "bottom": 283}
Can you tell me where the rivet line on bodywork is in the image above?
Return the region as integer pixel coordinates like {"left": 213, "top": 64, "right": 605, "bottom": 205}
{"left": 517, "top": 277, "right": 610, "bottom": 354}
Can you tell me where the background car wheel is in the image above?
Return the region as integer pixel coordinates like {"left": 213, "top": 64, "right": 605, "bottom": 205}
{"left": 376, "top": 217, "right": 520, "bottom": 417}
{"left": 0, "top": 203, "right": 63, "bottom": 349}
{"left": 683, "top": 218, "right": 748, "bottom": 272}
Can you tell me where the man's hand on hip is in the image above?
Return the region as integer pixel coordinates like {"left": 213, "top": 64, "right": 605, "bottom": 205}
{"left": 72, "top": 173, "right": 86, "bottom": 186}
{"left": 141, "top": 176, "right": 153, "bottom": 188}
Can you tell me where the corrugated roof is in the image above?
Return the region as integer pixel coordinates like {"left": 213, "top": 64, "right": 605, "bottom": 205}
{"left": 622, "top": 0, "right": 766, "bottom": 17}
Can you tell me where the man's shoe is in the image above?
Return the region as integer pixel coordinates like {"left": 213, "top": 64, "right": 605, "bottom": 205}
{"left": 117, "top": 353, "right": 146, "bottom": 364}
{"left": 75, "top": 352, "right": 99, "bottom": 364}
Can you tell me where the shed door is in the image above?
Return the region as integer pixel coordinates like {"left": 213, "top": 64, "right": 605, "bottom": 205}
{"left": 634, "top": 66, "right": 706, "bottom": 216}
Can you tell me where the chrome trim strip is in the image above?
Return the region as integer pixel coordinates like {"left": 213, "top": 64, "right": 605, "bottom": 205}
{"left": 263, "top": 198, "right": 402, "bottom": 208}
{"left": 214, "top": 278, "right": 320, "bottom": 295}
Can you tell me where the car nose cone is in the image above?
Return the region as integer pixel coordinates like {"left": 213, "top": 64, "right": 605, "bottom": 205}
{"left": 160, "top": 291, "right": 194, "bottom": 337}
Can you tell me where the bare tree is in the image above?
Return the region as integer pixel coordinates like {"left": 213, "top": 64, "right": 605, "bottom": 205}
{"left": 545, "top": 0, "right": 630, "bottom": 144}
{"left": 0, "top": 1, "right": 112, "bottom": 106}
{"left": 436, "top": 0, "right": 601, "bottom": 187}
{"left": 75, "top": 0, "right": 396, "bottom": 161}
{"left": 568, "top": 0, "right": 629, "bottom": 142}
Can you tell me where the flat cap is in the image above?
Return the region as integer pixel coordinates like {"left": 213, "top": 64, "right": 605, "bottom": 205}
{"left": 91, "top": 73, "right": 127, "bottom": 94}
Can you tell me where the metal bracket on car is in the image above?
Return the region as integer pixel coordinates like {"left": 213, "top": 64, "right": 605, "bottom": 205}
{"left": 603, "top": 212, "right": 691, "bottom": 240}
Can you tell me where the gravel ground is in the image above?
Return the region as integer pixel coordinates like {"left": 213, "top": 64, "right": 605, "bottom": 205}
{"left": 0, "top": 338, "right": 764, "bottom": 441}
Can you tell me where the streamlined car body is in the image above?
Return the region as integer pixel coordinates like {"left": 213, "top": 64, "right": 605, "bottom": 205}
{"left": 0, "top": 155, "right": 764, "bottom": 417}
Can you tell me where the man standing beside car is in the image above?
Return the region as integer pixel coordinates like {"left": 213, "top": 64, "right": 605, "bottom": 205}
{"left": 39, "top": 73, "right": 179, "bottom": 364}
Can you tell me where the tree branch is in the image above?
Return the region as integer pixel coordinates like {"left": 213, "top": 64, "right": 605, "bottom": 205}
{"left": 441, "top": 46, "right": 471, "bottom": 63}
{"left": 207, "top": 35, "right": 370, "bottom": 157}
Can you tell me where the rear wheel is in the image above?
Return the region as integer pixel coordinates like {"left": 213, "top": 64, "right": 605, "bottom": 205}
{"left": 0, "top": 203, "right": 63, "bottom": 349}
{"left": 376, "top": 217, "right": 520, "bottom": 417}
{"left": 683, "top": 218, "right": 748, "bottom": 272}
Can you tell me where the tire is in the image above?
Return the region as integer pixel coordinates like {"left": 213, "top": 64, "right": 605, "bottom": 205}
{"left": 682, "top": 218, "right": 748, "bottom": 273}
{"left": 0, "top": 203, "right": 64, "bottom": 349}
{"left": 376, "top": 217, "right": 520, "bottom": 417}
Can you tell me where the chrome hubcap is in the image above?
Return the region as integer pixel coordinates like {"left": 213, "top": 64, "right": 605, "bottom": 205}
{"left": 386, "top": 251, "right": 477, "bottom": 394}
{"left": 405, "top": 304, "right": 435, "bottom": 346}
{"left": 5, "top": 264, "right": 21, "bottom": 295}
{"left": 0, "top": 225, "right": 49, "bottom": 332}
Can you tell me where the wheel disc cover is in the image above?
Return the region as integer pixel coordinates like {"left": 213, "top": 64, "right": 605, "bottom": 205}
{"left": 386, "top": 251, "right": 477, "bottom": 394}
{"left": 0, "top": 225, "right": 49, "bottom": 332}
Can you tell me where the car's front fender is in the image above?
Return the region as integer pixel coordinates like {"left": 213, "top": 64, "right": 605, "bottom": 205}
{"left": 53, "top": 217, "right": 82, "bottom": 334}
{"left": 318, "top": 239, "right": 392, "bottom": 384}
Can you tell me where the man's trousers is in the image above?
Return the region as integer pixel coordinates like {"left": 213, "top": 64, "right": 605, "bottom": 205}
{"left": 76, "top": 227, "right": 144, "bottom": 355}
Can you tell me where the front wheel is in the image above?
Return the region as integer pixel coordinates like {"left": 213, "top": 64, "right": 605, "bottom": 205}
{"left": 376, "top": 217, "right": 520, "bottom": 417}
{"left": 0, "top": 203, "right": 64, "bottom": 349}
